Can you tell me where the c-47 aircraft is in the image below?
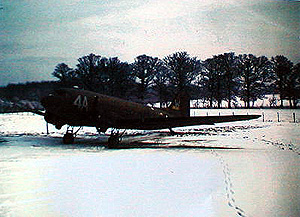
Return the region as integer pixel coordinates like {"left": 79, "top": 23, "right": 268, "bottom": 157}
{"left": 38, "top": 88, "right": 260, "bottom": 147}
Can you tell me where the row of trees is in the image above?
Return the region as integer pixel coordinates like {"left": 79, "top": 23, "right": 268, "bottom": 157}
{"left": 53, "top": 52, "right": 300, "bottom": 108}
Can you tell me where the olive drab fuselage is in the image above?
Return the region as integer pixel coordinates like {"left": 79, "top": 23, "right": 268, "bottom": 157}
{"left": 41, "top": 88, "right": 260, "bottom": 132}
{"left": 42, "top": 88, "right": 169, "bottom": 131}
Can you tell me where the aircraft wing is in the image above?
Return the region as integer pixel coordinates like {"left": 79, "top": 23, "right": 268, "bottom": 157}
{"left": 26, "top": 109, "right": 45, "bottom": 116}
{"left": 117, "top": 114, "right": 261, "bottom": 130}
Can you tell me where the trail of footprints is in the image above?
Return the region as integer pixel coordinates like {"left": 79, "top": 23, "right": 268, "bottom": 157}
{"left": 262, "top": 139, "right": 300, "bottom": 155}
{"left": 211, "top": 150, "right": 247, "bottom": 217}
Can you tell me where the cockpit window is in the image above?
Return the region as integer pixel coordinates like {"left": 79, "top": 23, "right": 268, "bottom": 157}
{"left": 54, "top": 89, "right": 69, "bottom": 97}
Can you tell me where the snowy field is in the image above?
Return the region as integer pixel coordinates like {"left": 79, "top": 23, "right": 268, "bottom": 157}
{"left": 0, "top": 109, "right": 299, "bottom": 217}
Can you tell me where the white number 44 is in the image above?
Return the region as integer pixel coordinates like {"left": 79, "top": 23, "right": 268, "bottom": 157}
{"left": 73, "top": 95, "right": 88, "bottom": 109}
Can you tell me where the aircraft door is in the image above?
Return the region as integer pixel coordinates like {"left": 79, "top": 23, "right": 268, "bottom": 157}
{"left": 91, "top": 95, "right": 99, "bottom": 118}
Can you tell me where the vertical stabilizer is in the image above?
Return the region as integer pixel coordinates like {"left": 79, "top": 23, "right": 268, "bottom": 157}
{"left": 169, "top": 91, "right": 190, "bottom": 117}
{"left": 179, "top": 91, "right": 190, "bottom": 117}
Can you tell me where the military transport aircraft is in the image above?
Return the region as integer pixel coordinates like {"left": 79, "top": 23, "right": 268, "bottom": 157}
{"left": 36, "top": 88, "right": 260, "bottom": 148}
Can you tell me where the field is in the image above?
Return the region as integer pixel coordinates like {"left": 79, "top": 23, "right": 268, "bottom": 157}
{"left": 0, "top": 109, "right": 299, "bottom": 217}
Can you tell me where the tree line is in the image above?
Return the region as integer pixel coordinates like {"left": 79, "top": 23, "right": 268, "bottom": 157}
{"left": 52, "top": 52, "right": 299, "bottom": 108}
{"left": 0, "top": 81, "right": 60, "bottom": 101}
{"left": 0, "top": 81, "right": 61, "bottom": 113}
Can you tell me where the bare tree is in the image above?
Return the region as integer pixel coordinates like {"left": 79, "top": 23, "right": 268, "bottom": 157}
{"left": 200, "top": 57, "right": 226, "bottom": 108}
{"left": 74, "top": 54, "right": 132, "bottom": 98}
{"left": 287, "top": 63, "right": 300, "bottom": 108}
{"left": 104, "top": 57, "right": 132, "bottom": 98}
{"left": 163, "top": 51, "right": 200, "bottom": 95}
{"left": 239, "top": 54, "right": 272, "bottom": 108}
{"left": 75, "top": 53, "right": 104, "bottom": 92}
{"left": 216, "top": 53, "right": 240, "bottom": 108}
{"left": 271, "top": 55, "right": 294, "bottom": 108}
{"left": 132, "top": 55, "right": 161, "bottom": 103}
{"left": 152, "top": 64, "right": 172, "bottom": 108}
{"left": 52, "top": 63, "right": 76, "bottom": 86}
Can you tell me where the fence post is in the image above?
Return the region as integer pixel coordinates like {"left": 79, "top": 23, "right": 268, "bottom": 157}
{"left": 277, "top": 112, "right": 280, "bottom": 122}
{"left": 46, "top": 122, "right": 49, "bottom": 135}
{"left": 262, "top": 112, "right": 265, "bottom": 122}
{"left": 293, "top": 113, "right": 296, "bottom": 123}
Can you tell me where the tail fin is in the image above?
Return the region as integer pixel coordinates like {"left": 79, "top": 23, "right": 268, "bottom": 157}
{"left": 169, "top": 91, "right": 190, "bottom": 117}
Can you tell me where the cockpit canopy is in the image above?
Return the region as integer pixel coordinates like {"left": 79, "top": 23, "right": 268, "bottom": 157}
{"left": 53, "top": 89, "right": 70, "bottom": 98}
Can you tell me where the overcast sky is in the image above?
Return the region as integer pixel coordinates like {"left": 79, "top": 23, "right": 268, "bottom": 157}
{"left": 0, "top": 0, "right": 299, "bottom": 86}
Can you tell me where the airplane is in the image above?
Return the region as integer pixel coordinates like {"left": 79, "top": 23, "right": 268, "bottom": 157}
{"left": 37, "top": 88, "right": 260, "bottom": 148}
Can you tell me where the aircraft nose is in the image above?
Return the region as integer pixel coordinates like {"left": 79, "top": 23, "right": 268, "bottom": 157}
{"left": 41, "top": 95, "right": 57, "bottom": 109}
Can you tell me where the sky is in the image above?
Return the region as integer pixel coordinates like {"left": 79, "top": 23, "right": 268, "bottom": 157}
{"left": 0, "top": 0, "right": 299, "bottom": 86}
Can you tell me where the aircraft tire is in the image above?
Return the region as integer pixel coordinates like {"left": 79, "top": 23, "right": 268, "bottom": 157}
{"left": 107, "top": 135, "right": 120, "bottom": 149}
{"left": 63, "top": 132, "right": 74, "bottom": 144}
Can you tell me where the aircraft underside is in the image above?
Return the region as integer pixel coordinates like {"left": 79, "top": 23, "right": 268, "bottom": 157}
{"left": 44, "top": 113, "right": 260, "bottom": 148}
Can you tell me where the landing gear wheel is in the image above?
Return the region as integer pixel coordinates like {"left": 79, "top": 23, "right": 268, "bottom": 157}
{"left": 169, "top": 128, "right": 176, "bottom": 136}
{"left": 63, "top": 132, "right": 74, "bottom": 144}
{"left": 107, "top": 134, "right": 120, "bottom": 149}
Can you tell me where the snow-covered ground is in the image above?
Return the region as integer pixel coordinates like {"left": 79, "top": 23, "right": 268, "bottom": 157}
{"left": 0, "top": 110, "right": 299, "bottom": 217}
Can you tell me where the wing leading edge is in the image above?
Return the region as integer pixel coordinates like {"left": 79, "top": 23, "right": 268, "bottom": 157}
{"left": 116, "top": 114, "right": 261, "bottom": 130}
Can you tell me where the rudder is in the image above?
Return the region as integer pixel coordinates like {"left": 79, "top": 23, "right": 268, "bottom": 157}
{"left": 169, "top": 91, "right": 190, "bottom": 117}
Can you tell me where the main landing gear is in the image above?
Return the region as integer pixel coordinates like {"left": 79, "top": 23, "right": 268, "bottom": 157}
{"left": 107, "top": 129, "right": 126, "bottom": 149}
{"left": 61, "top": 126, "right": 125, "bottom": 148}
{"left": 62, "top": 126, "right": 82, "bottom": 144}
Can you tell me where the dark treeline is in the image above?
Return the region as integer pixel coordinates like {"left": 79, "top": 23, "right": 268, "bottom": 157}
{"left": 52, "top": 52, "right": 300, "bottom": 108}
{"left": 0, "top": 81, "right": 62, "bottom": 112}
{"left": 0, "top": 52, "right": 299, "bottom": 110}
{"left": 0, "top": 81, "right": 61, "bottom": 101}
